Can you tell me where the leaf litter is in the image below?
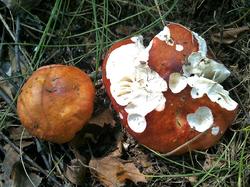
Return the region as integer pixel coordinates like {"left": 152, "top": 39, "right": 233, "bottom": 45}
{"left": 89, "top": 152, "right": 147, "bottom": 187}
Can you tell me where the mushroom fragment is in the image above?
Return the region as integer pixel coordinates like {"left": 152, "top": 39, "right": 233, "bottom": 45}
{"left": 17, "top": 65, "right": 95, "bottom": 144}
{"left": 102, "top": 23, "right": 238, "bottom": 155}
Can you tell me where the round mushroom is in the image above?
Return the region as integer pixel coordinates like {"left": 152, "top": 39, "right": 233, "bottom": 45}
{"left": 102, "top": 23, "right": 238, "bottom": 155}
{"left": 17, "top": 64, "right": 95, "bottom": 144}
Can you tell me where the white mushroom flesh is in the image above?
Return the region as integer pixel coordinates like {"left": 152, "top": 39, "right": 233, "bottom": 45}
{"left": 176, "top": 44, "right": 184, "bottom": 51}
{"left": 155, "top": 26, "right": 174, "bottom": 46}
{"left": 106, "top": 36, "right": 168, "bottom": 133}
{"left": 168, "top": 73, "right": 237, "bottom": 111}
{"left": 127, "top": 114, "right": 147, "bottom": 133}
{"left": 168, "top": 31, "right": 238, "bottom": 111}
{"left": 192, "top": 31, "right": 207, "bottom": 56}
{"left": 211, "top": 126, "right": 220, "bottom": 136}
{"left": 184, "top": 52, "right": 231, "bottom": 83}
{"left": 187, "top": 106, "right": 214, "bottom": 132}
{"left": 169, "top": 72, "right": 188, "bottom": 93}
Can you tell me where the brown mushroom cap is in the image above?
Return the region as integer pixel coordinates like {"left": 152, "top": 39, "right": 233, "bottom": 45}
{"left": 17, "top": 64, "right": 95, "bottom": 144}
{"left": 102, "top": 23, "right": 237, "bottom": 155}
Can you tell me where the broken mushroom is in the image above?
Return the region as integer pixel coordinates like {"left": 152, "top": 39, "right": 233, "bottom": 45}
{"left": 102, "top": 23, "right": 238, "bottom": 155}
{"left": 17, "top": 64, "right": 95, "bottom": 144}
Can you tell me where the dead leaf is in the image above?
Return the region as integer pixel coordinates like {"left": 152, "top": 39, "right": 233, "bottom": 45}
{"left": 9, "top": 126, "right": 32, "bottom": 140}
{"left": 186, "top": 176, "right": 198, "bottom": 185}
{"left": 11, "top": 162, "right": 42, "bottom": 187}
{"left": 0, "top": 80, "right": 14, "bottom": 100}
{"left": 0, "top": 174, "right": 14, "bottom": 187}
{"left": 89, "top": 109, "right": 116, "bottom": 127}
{"left": 3, "top": 144, "right": 20, "bottom": 177}
{"left": 0, "top": 62, "right": 14, "bottom": 100}
{"left": 134, "top": 153, "right": 152, "bottom": 169}
{"left": 203, "top": 154, "right": 225, "bottom": 170}
{"left": 89, "top": 155, "right": 147, "bottom": 187}
{"left": 2, "top": 145, "right": 42, "bottom": 187}
{"left": 8, "top": 46, "right": 29, "bottom": 75}
{"left": 109, "top": 139, "right": 123, "bottom": 157}
{"left": 65, "top": 158, "right": 87, "bottom": 185}
{"left": 211, "top": 26, "right": 250, "bottom": 44}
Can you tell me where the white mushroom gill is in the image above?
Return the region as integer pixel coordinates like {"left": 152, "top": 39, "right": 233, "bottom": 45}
{"left": 106, "top": 36, "right": 168, "bottom": 133}
{"left": 183, "top": 52, "right": 231, "bottom": 83}
{"left": 169, "top": 74, "right": 238, "bottom": 111}
{"left": 169, "top": 31, "right": 238, "bottom": 111}
{"left": 187, "top": 106, "right": 214, "bottom": 132}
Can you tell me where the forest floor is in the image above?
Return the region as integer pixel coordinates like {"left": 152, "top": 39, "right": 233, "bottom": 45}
{"left": 0, "top": 0, "right": 249, "bottom": 186}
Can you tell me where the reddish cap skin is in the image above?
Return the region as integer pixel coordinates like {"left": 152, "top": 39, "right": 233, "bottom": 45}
{"left": 17, "top": 64, "right": 95, "bottom": 144}
{"left": 102, "top": 23, "right": 237, "bottom": 155}
{"left": 148, "top": 23, "right": 199, "bottom": 80}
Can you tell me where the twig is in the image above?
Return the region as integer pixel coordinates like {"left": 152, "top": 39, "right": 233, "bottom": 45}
{"left": 0, "top": 131, "right": 62, "bottom": 186}
{"left": 35, "top": 139, "right": 51, "bottom": 170}
{"left": 0, "top": 13, "right": 15, "bottom": 39}
{"left": 60, "top": 144, "right": 73, "bottom": 160}
{"left": 20, "top": 128, "right": 36, "bottom": 187}
{"left": 0, "top": 13, "right": 32, "bottom": 68}
{"left": 0, "top": 26, "right": 5, "bottom": 60}
{"left": 229, "top": 80, "right": 250, "bottom": 124}
{"left": 0, "top": 87, "right": 16, "bottom": 112}
{"left": 15, "top": 15, "right": 21, "bottom": 74}
{"left": 0, "top": 68, "right": 19, "bottom": 92}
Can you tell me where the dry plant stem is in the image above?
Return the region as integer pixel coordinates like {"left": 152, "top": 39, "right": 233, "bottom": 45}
{"left": 0, "top": 68, "right": 19, "bottom": 92}
{"left": 35, "top": 139, "right": 51, "bottom": 170}
{"left": 0, "top": 131, "right": 62, "bottom": 186}
{"left": 60, "top": 145, "right": 73, "bottom": 160}
{"left": 225, "top": 9, "right": 250, "bottom": 27}
{"left": 0, "top": 13, "right": 31, "bottom": 67}
{"left": 0, "top": 87, "right": 16, "bottom": 112}
{"left": 0, "top": 27, "right": 5, "bottom": 59}
{"left": 15, "top": 15, "right": 21, "bottom": 75}
{"left": 20, "top": 129, "right": 36, "bottom": 187}
{"left": 42, "top": 49, "right": 61, "bottom": 65}
{"left": 229, "top": 81, "right": 250, "bottom": 123}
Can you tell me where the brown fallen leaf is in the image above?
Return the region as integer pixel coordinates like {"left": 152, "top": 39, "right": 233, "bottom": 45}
{"left": 203, "top": 154, "right": 225, "bottom": 170}
{"left": 11, "top": 162, "right": 42, "bottom": 187}
{"left": 65, "top": 158, "right": 87, "bottom": 185}
{"left": 89, "top": 109, "right": 116, "bottom": 127}
{"left": 211, "top": 26, "right": 250, "bottom": 44}
{"left": 9, "top": 126, "right": 33, "bottom": 140}
{"left": 185, "top": 176, "right": 198, "bottom": 185}
{"left": 89, "top": 155, "right": 147, "bottom": 187}
{"left": 3, "top": 144, "right": 20, "bottom": 177}
{"left": 0, "top": 78, "right": 14, "bottom": 100}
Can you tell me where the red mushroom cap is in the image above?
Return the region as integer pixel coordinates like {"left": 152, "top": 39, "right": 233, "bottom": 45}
{"left": 17, "top": 64, "right": 95, "bottom": 144}
{"left": 102, "top": 23, "right": 238, "bottom": 155}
